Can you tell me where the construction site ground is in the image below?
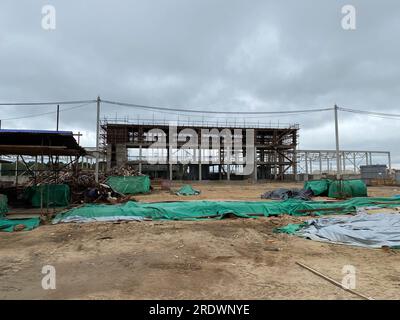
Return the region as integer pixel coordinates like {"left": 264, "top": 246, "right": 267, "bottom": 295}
{"left": 1, "top": 181, "right": 400, "bottom": 300}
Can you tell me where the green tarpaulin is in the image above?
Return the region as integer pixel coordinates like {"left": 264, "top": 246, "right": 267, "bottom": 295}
{"left": 0, "top": 194, "right": 8, "bottom": 216}
{"left": 304, "top": 179, "right": 331, "bottom": 196}
{"left": 304, "top": 179, "right": 367, "bottom": 198}
{"left": 274, "top": 223, "right": 305, "bottom": 234}
{"left": 0, "top": 217, "right": 40, "bottom": 232}
{"left": 53, "top": 196, "right": 400, "bottom": 223}
{"left": 328, "top": 180, "right": 367, "bottom": 198}
{"left": 23, "top": 184, "right": 70, "bottom": 207}
{"left": 176, "top": 185, "right": 200, "bottom": 196}
{"left": 106, "top": 176, "right": 151, "bottom": 195}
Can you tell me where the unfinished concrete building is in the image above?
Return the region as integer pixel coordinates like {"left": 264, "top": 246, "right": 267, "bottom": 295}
{"left": 101, "top": 119, "right": 299, "bottom": 180}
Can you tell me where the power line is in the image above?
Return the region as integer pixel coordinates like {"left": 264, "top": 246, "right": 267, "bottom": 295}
{"left": 2, "top": 96, "right": 400, "bottom": 120}
{"left": 101, "top": 99, "right": 332, "bottom": 115}
{"left": 0, "top": 99, "right": 96, "bottom": 106}
{"left": 0, "top": 102, "right": 93, "bottom": 121}
{"left": 110, "top": 106, "right": 325, "bottom": 119}
{"left": 339, "top": 107, "right": 400, "bottom": 118}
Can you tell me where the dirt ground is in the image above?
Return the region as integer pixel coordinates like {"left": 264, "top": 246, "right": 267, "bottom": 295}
{"left": 1, "top": 182, "right": 400, "bottom": 300}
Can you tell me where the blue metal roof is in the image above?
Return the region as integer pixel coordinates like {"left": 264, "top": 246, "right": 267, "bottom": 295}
{"left": 0, "top": 129, "right": 73, "bottom": 135}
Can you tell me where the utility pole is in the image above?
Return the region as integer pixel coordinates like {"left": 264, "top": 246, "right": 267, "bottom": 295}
{"left": 95, "top": 96, "right": 100, "bottom": 183}
{"left": 56, "top": 104, "right": 60, "bottom": 131}
{"left": 334, "top": 104, "right": 341, "bottom": 180}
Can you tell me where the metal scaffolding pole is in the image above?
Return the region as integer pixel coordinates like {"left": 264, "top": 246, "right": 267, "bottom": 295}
{"left": 95, "top": 96, "right": 101, "bottom": 183}
{"left": 319, "top": 152, "right": 322, "bottom": 174}
{"left": 334, "top": 105, "right": 341, "bottom": 179}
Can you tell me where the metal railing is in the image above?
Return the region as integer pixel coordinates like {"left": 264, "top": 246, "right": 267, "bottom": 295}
{"left": 101, "top": 117, "right": 299, "bottom": 130}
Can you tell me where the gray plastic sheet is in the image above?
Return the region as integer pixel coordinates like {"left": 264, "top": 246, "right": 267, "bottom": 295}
{"left": 261, "top": 188, "right": 313, "bottom": 201}
{"left": 299, "top": 212, "right": 400, "bottom": 248}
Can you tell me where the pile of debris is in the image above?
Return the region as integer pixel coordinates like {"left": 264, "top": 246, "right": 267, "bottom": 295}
{"left": 24, "top": 165, "right": 145, "bottom": 204}
{"left": 106, "top": 165, "right": 143, "bottom": 178}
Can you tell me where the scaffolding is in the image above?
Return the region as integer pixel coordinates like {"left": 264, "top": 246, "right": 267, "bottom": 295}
{"left": 101, "top": 118, "right": 299, "bottom": 181}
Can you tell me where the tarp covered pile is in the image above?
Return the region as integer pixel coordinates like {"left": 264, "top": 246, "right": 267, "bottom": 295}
{"left": 53, "top": 196, "right": 400, "bottom": 224}
{"left": 304, "top": 179, "right": 367, "bottom": 198}
{"left": 0, "top": 217, "right": 40, "bottom": 232}
{"left": 261, "top": 188, "right": 313, "bottom": 201}
{"left": 106, "top": 176, "right": 151, "bottom": 195}
{"left": 25, "top": 165, "right": 150, "bottom": 203}
{"left": 22, "top": 184, "right": 70, "bottom": 207}
{"left": 176, "top": 185, "right": 201, "bottom": 196}
{"left": 276, "top": 212, "right": 400, "bottom": 248}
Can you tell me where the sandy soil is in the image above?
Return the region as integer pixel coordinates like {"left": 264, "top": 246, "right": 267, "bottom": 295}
{"left": 1, "top": 182, "right": 400, "bottom": 300}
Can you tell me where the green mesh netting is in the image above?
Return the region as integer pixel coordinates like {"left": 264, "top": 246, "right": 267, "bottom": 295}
{"left": 53, "top": 196, "right": 400, "bottom": 223}
{"left": 304, "top": 179, "right": 367, "bottom": 198}
{"left": 304, "top": 179, "right": 331, "bottom": 196}
{"left": 0, "top": 194, "right": 8, "bottom": 216}
{"left": 176, "top": 185, "right": 200, "bottom": 196}
{"left": 23, "top": 184, "right": 70, "bottom": 207}
{"left": 274, "top": 223, "right": 305, "bottom": 234}
{"left": 0, "top": 217, "right": 40, "bottom": 232}
{"left": 106, "top": 176, "right": 151, "bottom": 195}
{"left": 328, "top": 180, "right": 367, "bottom": 198}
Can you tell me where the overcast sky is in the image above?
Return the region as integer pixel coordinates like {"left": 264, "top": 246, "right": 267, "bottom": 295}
{"left": 0, "top": 1, "right": 399, "bottom": 166}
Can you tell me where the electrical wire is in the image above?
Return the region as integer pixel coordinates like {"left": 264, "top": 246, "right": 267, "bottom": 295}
{"left": 339, "top": 107, "right": 400, "bottom": 118}
{"left": 3, "top": 97, "right": 400, "bottom": 122}
{"left": 108, "top": 106, "right": 325, "bottom": 119}
{"left": 0, "top": 102, "right": 94, "bottom": 121}
{"left": 101, "top": 99, "right": 332, "bottom": 115}
{"left": 0, "top": 99, "right": 96, "bottom": 106}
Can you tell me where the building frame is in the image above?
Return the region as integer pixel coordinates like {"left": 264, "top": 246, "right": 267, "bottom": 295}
{"left": 101, "top": 118, "right": 299, "bottom": 181}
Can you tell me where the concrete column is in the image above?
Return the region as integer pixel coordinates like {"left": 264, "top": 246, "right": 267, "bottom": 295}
{"left": 228, "top": 148, "right": 231, "bottom": 181}
{"left": 353, "top": 153, "right": 357, "bottom": 173}
{"left": 14, "top": 155, "right": 19, "bottom": 186}
{"left": 218, "top": 148, "right": 222, "bottom": 180}
{"left": 388, "top": 152, "right": 392, "bottom": 171}
{"left": 365, "top": 152, "right": 369, "bottom": 165}
{"left": 253, "top": 146, "right": 257, "bottom": 182}
{"left": 167, "top": 147, "right": 172, "bottom": 180}
{"left": 116, "top": 144, "right": 128, "bottom": 167}
{"left": 139, "top": 145, "right": 142, "bottom": 173}
{"left": 198, "top": 147, "right": 202, "bottom": 181}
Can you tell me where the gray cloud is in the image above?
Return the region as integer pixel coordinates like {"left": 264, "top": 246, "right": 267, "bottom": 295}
{"left": 0, "top": 0, "right": 399, "bottom": 165}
